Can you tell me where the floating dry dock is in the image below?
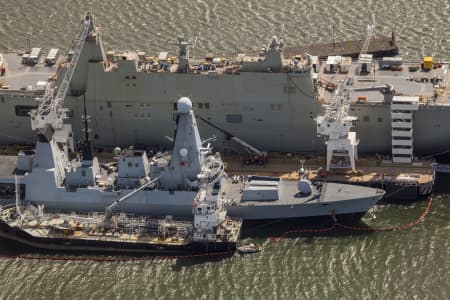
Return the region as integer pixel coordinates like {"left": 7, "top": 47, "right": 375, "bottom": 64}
{"left": 224, "top": 154, "right": 434, "bottom": 201}
{"left": 285, "top": 35, "right": 399, "bottom": 59}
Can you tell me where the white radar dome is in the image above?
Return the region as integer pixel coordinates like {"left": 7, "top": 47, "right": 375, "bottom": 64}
{"left": 177, "top": 97, "right": 192, "bottom": 113}
{"left": 179, "top": 147, "right": 188, "bottom": 157}
{"left": 297, "top": 179, "right": 312, "bottom": 195}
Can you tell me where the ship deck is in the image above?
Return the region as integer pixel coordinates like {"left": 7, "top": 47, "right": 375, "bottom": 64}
{"left": 221, "top": 176, "right": 381, "bottom": 207}
{"left": 318, "top": 60, "right": 450, "bottom": 105}
{"left": 105, "top": 52, "right": 311, "bottom": 75}
{"left": 0, "top": 53, "right": 60, "bottom": 91}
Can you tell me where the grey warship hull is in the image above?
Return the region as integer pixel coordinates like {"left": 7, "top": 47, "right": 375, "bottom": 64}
{"left": 222, "top": 179, "right": 383, "bottom": 221}
{"left": 226, "top": 196, "right": 379, "bottom": 221}
{"left": 0, "top": 180, "right": 381, "bottom": 222}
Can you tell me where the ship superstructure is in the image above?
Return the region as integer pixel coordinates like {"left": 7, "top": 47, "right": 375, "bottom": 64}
{"left": 0, "top": 13, "right": 448, "bottom": 157}
{"left": 1, "top": 97, "right": 226, "bottom": 218}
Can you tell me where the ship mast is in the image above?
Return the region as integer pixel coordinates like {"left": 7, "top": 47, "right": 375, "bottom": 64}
{"left": 172, "top": 35, "right": 192, "bottom": 73}
{"left": 15, "top": 175, "right": 22, "bottom": 217}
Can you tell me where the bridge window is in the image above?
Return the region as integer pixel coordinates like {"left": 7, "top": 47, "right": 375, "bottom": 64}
{"left": 270, "top": 104, "right": 282, "bottom": 111}
{"left": 226, "top": 114, "right": 242, "bottom": 123}
{"left": 15, "top": 105, "right": 37, "bottom": 117}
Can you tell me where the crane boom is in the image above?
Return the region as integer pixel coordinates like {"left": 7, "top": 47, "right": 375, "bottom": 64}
{"left": 104, "top": 177, "right": 160, "bottom": 220}
{"left": 359, "top": 24, "right": 375, "bottom": 56}
{"left": 30, "top": 13, "right": 95, "bottom": 132}
{"left": 197, "top": 116, "right": 264, "bottom": 156}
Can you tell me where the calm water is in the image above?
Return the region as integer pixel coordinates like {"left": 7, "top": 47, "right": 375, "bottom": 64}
{"left": 0, "top": 1, "right": 449, "bottom": 299}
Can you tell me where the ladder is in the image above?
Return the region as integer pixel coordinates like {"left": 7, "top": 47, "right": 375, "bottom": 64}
{"left": 359, "top": 24, "right": 375, "bottom": 56}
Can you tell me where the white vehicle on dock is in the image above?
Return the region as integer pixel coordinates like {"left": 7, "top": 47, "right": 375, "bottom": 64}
{"left": 45, "top": 48, "right": 59, "bottom": 65}
{"left": 28, "top": 48, "right": 42, "bottom": 65}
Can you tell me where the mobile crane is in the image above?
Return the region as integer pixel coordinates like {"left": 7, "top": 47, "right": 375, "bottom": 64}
{"left": 197, "top": 116, "right": 268, "bottom": 165}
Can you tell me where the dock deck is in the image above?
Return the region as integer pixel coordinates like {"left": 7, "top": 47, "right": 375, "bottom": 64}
{"left": 0, "top": 53, "right": 60, "bottom": 91}
{"left": 223, "top": 154, "right": 434, "bottom": 186}
{"left": 318, "top": 59, "right": 450, "bottom": 106}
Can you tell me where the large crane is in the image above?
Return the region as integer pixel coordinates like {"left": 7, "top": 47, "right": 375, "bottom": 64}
{"left": 30, "top": 13, "right": 95, "bottom": 139}
{"left": 316, "top": 24, "right": 375, "bottom": 172}
{"left": 197, "top": 116, "right": 268, "bottom": 164}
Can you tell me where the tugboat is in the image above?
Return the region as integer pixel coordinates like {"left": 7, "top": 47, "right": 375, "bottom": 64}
{"left": 237, "top": 243, "right": 262, "bottom": 255}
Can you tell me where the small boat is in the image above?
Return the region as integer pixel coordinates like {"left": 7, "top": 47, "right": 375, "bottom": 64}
{"left": 237, "top": 243, "right": 261, "bottom": 254}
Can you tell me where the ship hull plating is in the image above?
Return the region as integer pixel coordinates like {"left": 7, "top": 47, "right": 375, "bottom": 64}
{"left": 2, "top": 82, "right": 450, "bottom": 154}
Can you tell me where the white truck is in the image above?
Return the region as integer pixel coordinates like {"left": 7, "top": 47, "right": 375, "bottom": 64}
{"left": 28, "top": 48, "right": 42, "bottom": 65}
{"left": 45, "top": 48, "right": 59, "bottom": 65}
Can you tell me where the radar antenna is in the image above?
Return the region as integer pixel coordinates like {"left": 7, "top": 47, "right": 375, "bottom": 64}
{"left": 171, "top": 35, "right": 193, "bottom": 72}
